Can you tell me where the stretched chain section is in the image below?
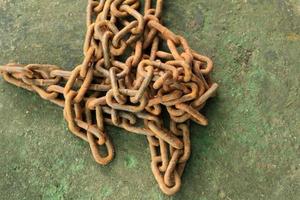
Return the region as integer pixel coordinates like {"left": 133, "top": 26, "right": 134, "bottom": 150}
{"left": 0, "top": 0, "right": 218, "bottom": 195}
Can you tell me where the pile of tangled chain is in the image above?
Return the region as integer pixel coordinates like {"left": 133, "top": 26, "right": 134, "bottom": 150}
{"left": 0, "top": 0, "right": 218, "bottom": 195}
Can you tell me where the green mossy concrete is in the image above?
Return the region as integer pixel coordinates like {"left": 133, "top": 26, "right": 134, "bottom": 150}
{"left": 0, "top": 0, "right": 299, "bottom": 199}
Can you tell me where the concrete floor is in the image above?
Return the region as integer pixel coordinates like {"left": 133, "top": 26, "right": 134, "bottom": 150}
{"left": 0, "top": 0, "right": 299, "bottom": 199}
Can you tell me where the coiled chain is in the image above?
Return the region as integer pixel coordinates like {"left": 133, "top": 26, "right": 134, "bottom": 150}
{"left": 0, "top": 0, "right": 218, "bottom": 195}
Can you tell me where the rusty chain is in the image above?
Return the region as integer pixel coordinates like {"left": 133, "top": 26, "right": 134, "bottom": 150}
{"left": 0, "top": 0, "right": 218, "bottom": 195}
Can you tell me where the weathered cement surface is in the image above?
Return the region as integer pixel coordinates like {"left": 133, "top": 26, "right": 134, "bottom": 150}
{"left": 0, "top": 0, "right": 299, "bottom": 199}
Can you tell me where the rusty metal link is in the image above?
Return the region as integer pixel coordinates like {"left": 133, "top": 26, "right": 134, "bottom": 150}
{"left": 87, "top": 105, "right": 115, "bottom": 165}
{"left": 151, "top": 156, "right": 181, "bottom": 195}
{"left": 147, "top": 121, "right": 183, "bottom": 150}
{"left": 106, "top": 88, "right": 148, "bottom": 112}
{"left": 0, "top": 0, "right": 219, "bottom": 196}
